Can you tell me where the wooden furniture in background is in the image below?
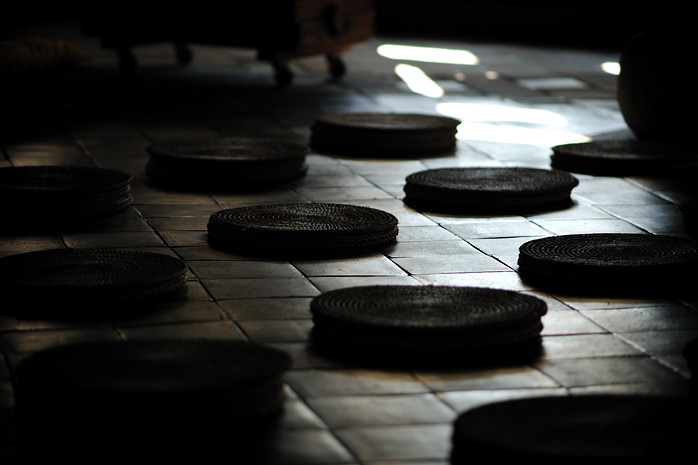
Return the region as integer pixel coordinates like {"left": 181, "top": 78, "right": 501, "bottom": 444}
{"left": 79, "top": 1, "right": 374, "bottom": 86}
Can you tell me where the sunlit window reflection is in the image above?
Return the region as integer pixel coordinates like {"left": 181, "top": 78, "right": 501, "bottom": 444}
{"left": 376, "top": 42, "right": 597, "bottom": 147}
{"left": 452, "top": 122, "right": 591, "bottom": 146}
{"left": 377, "top": 44, "right": 479, "bottom": 65}
{"left": 601, "top": 61, "right": 620, "bottom": 75}
{"left": 436, "top": 102, "right": 591, "bottom": 147}
{"left": 395, "top": 64, "right": 444, "bottom": 98}
{"left": 437, "top": 102, "right": 568, "bottom": 126}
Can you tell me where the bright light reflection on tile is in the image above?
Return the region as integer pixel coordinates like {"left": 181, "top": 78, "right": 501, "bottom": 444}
{"left": 602, "top": 61, "right": 621, "bottom": 75}
{"left": 377, "top": 44, "right": 479, "bottom": 65}
{"left": 437, "top": 102, "right": 569, "bottom": 126}
{"left": 454, "top": 121, "right": 591, "bottom": 146}
{"left": 395, "top": 64, "right": 444, "bottom": 98}
{"left": 517, "top": 77, "right": 588, "bottom": 90}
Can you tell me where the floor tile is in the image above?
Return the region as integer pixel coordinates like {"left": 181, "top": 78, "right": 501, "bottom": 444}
{"left": 439, "top": 387, "right": 568, "bottom": 413}
{"left": 416, "top": 365, "right": 559, "bottom": 392}
{"left": 535, "top": 356, "right": 688, "bottom": 388}
{"left": 292, "top": 256, "right": 407, "bottom": 277}
{"left": 119, "top": 320, "right": 247, "bottom": 341}
{"left": 414, "top": 270, "right": 530, "bottom": 291}
{"left": 218, "top": 297, "right": 314, "bottom": 320}
{"left": 61, "top": 231, "right": 168, "bottom": 248}
{"left": 392, "top": 254, "right": 511, "bottom": 275}
{"left": 334, "top": 424, "right": 452, "bottom": 462}
{"left": 540, "top": 333, "right": 644, "bottom": 359}
{"left": 189, "top": 260, "right": 305, "bottom": 279}
{"left": 285, "top": 369, "right": 430, "bottom": 397}
{"left": 617, "top": 329, "right": 698, "bottom": 356}
{"left": 238, "top": 319, "right": 314, "bottom": 343}
{"left": 202, "top": 277, "right": 321, "bottom": 300}
{"left": 579, "top": 305, "right": 698, "bottom": 333}
{"left": 531, "top": 218, "right": 647, "bottom": 235}
{"left": 306, "top": 393, "right": 456, "bottom": 428}
{"left": 256, "top": 429, "right": 356, "bottom": 465}
{"left": 443, "top": 219, "right": 551, "bottom": 239}
{"left": 540, "top": 309, "right": 607, "bottom": 336}
{"left": 381, "top": 240, "right": 481, "bottom": 258}
{"left": 308, "top": 276, "right": 423, "bottom": 293}
{"left": 394, "top": 226, "right": 461, "bottom": 242}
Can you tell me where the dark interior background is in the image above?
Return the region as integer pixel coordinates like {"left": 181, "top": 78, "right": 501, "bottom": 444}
{"left": 374, "top": 2, "right": 657, "bottom": 49}
{"left": 3, "top": 3, "right": 660, "bottom": 50}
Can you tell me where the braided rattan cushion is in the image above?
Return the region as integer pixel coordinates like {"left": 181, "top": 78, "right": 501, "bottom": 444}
{"left": 309, "top": 112, "right": 461, "bottom": 156}
{"left": 403, "top": 167, "right": 579, "bottom": 213}
{"left": 0, "top": 165, "right": 133, "bottom": 231}
{"left": 518, "top": 233, "right": 698, "bottom": 294}
{"left": 310, "top": 285, "right": 547, "bottom": 364}
{"left": 15, "top": 339, "right": 292, "bottom": 456}
{"left": 0, "top": 248, "right": 188, "bottom": 314}
{"left": 208, "top": 203, "right": 399, "bottom": 256}
{"left": 145, "top": 136, "right": 309, "bottom": 190}
{"left": 551, "top": 139, "right": 698, "bottom": 177}
{"left": 451, "top": 395, "right": 696, "bottom": 460}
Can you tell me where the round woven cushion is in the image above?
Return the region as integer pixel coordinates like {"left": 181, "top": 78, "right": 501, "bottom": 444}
{"left": 0, "top": 248, "right": 188, "bottom": 313}
{"left": 310, "top": 285, "right": 547, "bottom": 362}
{"left": 145, "top": 136, "right": 309, "bottom": 190}
{"left": 0, "top": 165, "right": 133, "bottom": 228}
{"left": 208, "top": 203, "right": 399, "bottom": 255}
{"left": 403, "top": 167, "right": 579, "bottom": 213}
{"left": 14, "top": 339, "right": 292, "bottom": 448}
{"left": 550, "top": 139, "right": 698, "bottom": 177}
{"left": 518, "top": 233, "right": 698, "bottom": 294}
{"left": 309, "top": 112, "right": 461, "bottom": 156}
{"left": 451, "top": 395, "right": 696, "bottom": 460}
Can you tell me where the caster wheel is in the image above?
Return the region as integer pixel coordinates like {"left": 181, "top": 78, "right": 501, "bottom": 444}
{"left": 175, "top": 43, "right": 193, "bottom": 66}
{"left": 326, "top": 54, "right": 346, "bottom": 80}
{"left": 117, "top": 48, "right": 137, "bottom": 74}
{"left": 272, "top": 61, "right": 293, "bottom": 87}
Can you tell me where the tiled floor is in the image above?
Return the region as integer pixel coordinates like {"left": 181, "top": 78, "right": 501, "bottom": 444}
{"left": 2, "top": 18, "right": 697, "bottom": 463}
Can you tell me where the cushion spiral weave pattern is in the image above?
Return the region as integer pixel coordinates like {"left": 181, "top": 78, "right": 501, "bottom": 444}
{"left": 551, "top": 139, "right": 698, "bottom": 176}
{"left": 311, "top": 285, "right": 547, "bottom": 332}
{"left": 208, "top": 203, "right": 399, "bottom": 253}
{"left": 0, "top": 248, "right": 188, "bottom": 306}
{"left": 518, "top": 233, "right": 698, "bottom": 293}
{"left": 310, "top": 112, "right": 461, "bottom": 156}
{"left": 309, "top": 285, "right": 547, "bottom": 361}
{"left": 403, "top": 167, "right": 578, "bottom": 212}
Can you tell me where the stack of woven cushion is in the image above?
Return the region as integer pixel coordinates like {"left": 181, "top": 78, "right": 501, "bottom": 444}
{"left": 309, "top": 285, "right": 547, "bottom": 366}
{"left": 309, "top": 112, "right": 461, "bottom": 156}
{"left": 0, "top": 248, "right": 188, "bottom": 318}
{"left": 0, "top": 165, "right": 133, "bottom": 232}
{"left": 550, "top": 139, "right": 698, "bottom": 177}
{"left": 14, "top": 339, "right": 292, "bottom": 460}
{"left": 403, "top": 167, "right": 579, "bottom": 214}
{"left": 145, "top": 136, "right": 309, "bottom": 190}
{"left": 451, "top": 395, "right": 696, "bottom": 460}
{"left": 517, "top": 233, "right": 698, "bottom": 295}
{"left": 207, "top": 202, "right": 399, "bottom": 257}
